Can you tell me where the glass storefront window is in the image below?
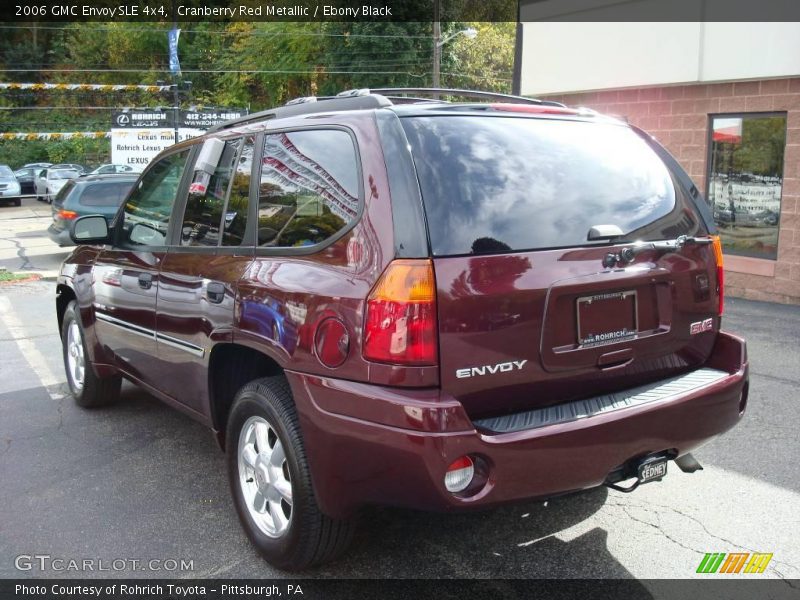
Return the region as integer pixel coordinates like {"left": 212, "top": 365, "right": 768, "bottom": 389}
{"left": 707, "top": 113, "right": 787, "bottom": 260}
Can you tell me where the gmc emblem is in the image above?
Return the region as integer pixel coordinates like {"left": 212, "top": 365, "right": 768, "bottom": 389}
{"left": 690, "top": 318, "right": 714, "bottom": 335}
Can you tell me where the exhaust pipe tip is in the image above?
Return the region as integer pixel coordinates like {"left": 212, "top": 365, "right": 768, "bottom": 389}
{"left": 675, "top": 453, "right": 704, "bottom": 473}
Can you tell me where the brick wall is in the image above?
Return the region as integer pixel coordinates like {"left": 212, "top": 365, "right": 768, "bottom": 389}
{"left": 543, "top": 78, "right": 800, "bottom": 305}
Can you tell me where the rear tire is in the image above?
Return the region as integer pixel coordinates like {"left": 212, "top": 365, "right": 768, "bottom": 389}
{"left": 13, "top": 198, "right": 21, "bottom": 207}
{"left": 226, "top": 376, "right": 355, "bottom": 570}
{"left": 61, "top": 300, "right": 121, "bottom": 408}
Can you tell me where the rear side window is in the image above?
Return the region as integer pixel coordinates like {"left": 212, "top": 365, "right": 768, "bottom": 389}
{"left": 401, "top": 116, "right": 701, "bottom": 256}
{"left": 257, "top": 130, "right": 359, "bottom": 248}
{"left": 77, "top": 181, "right": 135, "bottom": 207}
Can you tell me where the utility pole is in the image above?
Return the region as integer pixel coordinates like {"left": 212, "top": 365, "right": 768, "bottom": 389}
{"left": 171, "top": 0, "right": 180, "bottom": 144}
{"left": 432, "top": 0, "right": 441, "bottom": 89}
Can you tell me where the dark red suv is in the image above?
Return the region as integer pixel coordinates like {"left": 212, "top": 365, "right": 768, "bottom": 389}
{"left": 57, "top": 88, "right": 748, "bottom": 570}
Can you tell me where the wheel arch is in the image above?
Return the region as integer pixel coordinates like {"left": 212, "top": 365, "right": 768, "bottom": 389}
{"left": 208, "top": 343, "right": 286, "bottom": 449}
{"left": 56, "top": 283, "right": 76, "bottom": 336}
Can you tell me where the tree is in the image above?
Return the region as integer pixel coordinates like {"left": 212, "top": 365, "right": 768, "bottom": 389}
{"left": 445, "top": 22, "right": 515, "bottom": 92}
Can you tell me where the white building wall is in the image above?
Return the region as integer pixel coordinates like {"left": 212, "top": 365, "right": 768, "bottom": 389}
{"left": 520, "top": 22, "right": 800, "bottom": 96}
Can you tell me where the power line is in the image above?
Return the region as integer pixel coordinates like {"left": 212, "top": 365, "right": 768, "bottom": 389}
{"left": 0, "top": 68, "right": 431, "bottom": 77}
{"left": 0, "top": 24, "right": 434, "bottom": 39}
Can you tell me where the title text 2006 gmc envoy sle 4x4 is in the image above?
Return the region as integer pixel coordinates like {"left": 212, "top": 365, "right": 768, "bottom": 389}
{"left": 56, "top": 88, "right": 748, "bottom": 570}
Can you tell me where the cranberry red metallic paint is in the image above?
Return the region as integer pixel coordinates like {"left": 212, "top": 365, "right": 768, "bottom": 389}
{"left": 56, "top": 90, "right": 748, "bottom": 569}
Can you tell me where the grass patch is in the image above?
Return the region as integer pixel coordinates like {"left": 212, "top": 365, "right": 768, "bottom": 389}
{"left": 0, "top": 271, "right": 39, "bottom": 283}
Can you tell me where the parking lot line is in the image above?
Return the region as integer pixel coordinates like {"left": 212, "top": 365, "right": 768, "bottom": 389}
{"left": 0, "top": 295, "right": 61, "bottom": 390}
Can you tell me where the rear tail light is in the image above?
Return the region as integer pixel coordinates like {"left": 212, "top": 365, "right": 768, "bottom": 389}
{"left": 444, "top": 456, "right": 475, "bottom": 493}
{"left": 57, "top": 209, "right": 78, "bottom": 220}
{"left": 710, "top": 235, "right": 724, "bottom": 316}
{"left": 363, "top": 259, "right": 437, "bottom": 366}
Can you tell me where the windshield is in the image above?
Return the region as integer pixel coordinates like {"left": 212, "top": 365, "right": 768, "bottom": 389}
{"left": 0, "top": 166, "right": 14, "bottom": 177}
{"left": 401, "top": 115, "right": 701, "bottom": 256}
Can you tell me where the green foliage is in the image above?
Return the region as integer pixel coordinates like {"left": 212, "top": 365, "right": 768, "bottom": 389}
{"left": 733, "top": 117, "right": 786, "bottom": 177}
{"left": 0, "top": 20, "right": 517, "bottom": 160}
{"left": 446, "top": 22, "right": 515, "bottom": 91}
{"left": 318, "top": 22, "right": 433, "bottom": 94}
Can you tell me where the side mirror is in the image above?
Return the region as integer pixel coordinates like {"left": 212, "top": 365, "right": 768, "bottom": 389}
{"left": 70, "top": 214, "right": 110, "bottom": 245}
{"left": 129, "top": 221, "right": 166, "bottom": 246}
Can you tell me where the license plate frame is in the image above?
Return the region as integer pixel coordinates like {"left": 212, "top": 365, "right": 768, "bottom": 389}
{"left": 576, "top": 290, "right": 638, "bottom": 347}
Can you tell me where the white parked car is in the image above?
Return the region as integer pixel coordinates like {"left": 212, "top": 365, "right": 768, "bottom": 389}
{"left": 0, "top": 164, "right": 22, "bottom": 207}
{"left": 35, "top": 168, "right": 80, "bottom": 203}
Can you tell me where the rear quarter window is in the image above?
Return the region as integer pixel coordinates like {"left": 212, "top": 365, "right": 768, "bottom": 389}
{"left": 257, "top": 129, "right": 360, "bottom": 248}
{"left": 401, "top": 115, "right": 705, "bottom": 256}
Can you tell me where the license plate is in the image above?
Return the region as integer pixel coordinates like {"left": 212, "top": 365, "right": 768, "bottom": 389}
{"left": 576, "top": 290, "right": 638, "bottom": 347}
{"left": 638, "top": 458, "right": 668, "bottom": 484}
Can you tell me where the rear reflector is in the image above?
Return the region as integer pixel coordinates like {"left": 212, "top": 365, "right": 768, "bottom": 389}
{"left": 710, "top": 235, "right": 724, "bottom": 316}
{"left": 444, "top": 456, "right": 475, "bottom": 493}
{"left": 363, "top": 259, "right": 437, "bottom": 366}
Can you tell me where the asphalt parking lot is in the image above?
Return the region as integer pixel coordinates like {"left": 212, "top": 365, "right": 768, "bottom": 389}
{"left": 0, "top": 199, "right": 799, "bottom": 587}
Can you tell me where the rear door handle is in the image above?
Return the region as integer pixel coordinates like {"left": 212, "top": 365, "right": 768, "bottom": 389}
{"left": 206, "top": 281, "right": 225, "bottom": 304}
{"left": 138, "top": 272, "right": 153, "bottom": 290}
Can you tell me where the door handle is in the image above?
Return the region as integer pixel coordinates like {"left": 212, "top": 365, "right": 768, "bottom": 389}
{"left": 206, "top": 281, "right": 225, "bottom": 304}
{"left": 138, "top": 272, "right": 153, "bottom": 290}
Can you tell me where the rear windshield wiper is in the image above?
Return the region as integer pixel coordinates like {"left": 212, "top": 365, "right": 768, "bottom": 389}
{"left": 602, "top": 235, "right": 713, "bottom": 269}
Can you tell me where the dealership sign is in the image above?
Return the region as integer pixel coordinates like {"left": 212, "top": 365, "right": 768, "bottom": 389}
{"left": 177, "top": 109, "right": 247, "bottom": 143}
{"left": 111, "top": 108, "right": 247, "bottom": 168}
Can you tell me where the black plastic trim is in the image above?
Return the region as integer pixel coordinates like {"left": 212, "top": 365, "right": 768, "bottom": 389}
{"left": 208, "top": 95, "right": 392, "bottom": 133}
{"left": 375, "top": 111, "right": 430, "bottom": 258}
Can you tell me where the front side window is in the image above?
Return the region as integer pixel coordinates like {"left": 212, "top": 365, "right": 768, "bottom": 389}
{"left": 257, "top": 130, "right": 360, "bottom": 248}
{"left": 180, "top": 139, "right": 241, "bottom": 247}
{"left": 707, "top": 114, "right": 786, "bottom": 260}
{"left": 119, "top": 149, "right": 190, "bottom": 248}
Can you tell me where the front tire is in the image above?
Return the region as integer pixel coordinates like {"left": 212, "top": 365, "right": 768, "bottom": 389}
{"left": 61, "top": 300, "right": 121, "bottom": 407}
{"left": 226, "top": 376, "right": 354, "bottom": 570}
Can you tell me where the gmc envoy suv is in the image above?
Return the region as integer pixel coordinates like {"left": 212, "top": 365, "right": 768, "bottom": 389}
{"left": 57, "top": 88, "right": 748, "bottom": 570}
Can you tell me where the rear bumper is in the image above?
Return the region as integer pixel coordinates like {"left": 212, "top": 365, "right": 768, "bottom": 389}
{"left": 47, "top": 223, "right": 73, "bottom": 246}
{"left": 288, "top": 331, "right": 748, "bottom": 519}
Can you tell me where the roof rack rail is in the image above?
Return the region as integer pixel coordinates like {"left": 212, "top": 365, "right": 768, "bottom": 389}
{"left": 369, "top": 87, "right": 565, "bottom": 107}
{"left": 207, "top": 94, "right": 392, "bottom": 133}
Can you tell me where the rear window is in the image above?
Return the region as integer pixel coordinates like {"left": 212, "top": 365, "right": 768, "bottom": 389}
{"left": 401, "top": 116, "right": 701, "bottom": 256}
{"left": 77, "top": 181, "right": 136, "bottom": 207}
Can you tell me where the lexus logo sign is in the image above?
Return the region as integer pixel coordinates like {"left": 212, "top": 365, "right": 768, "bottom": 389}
{"left": 116, "top": 114, "right": 130, "bottom": 126}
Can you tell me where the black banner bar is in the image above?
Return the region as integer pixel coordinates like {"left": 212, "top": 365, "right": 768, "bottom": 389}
{"left": 1, "top": 579, "right": 799, "bottom": 600}
{"left": 3, "top": 0, "right": 800, "bottom": 22}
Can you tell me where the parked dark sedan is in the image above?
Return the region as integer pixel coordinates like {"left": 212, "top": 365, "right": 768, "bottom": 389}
{"left": 13, "top": 167, "right": 37, "bottom": 195}
{"left": 48, "top": 174, "right": 137, "bottom": 246}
